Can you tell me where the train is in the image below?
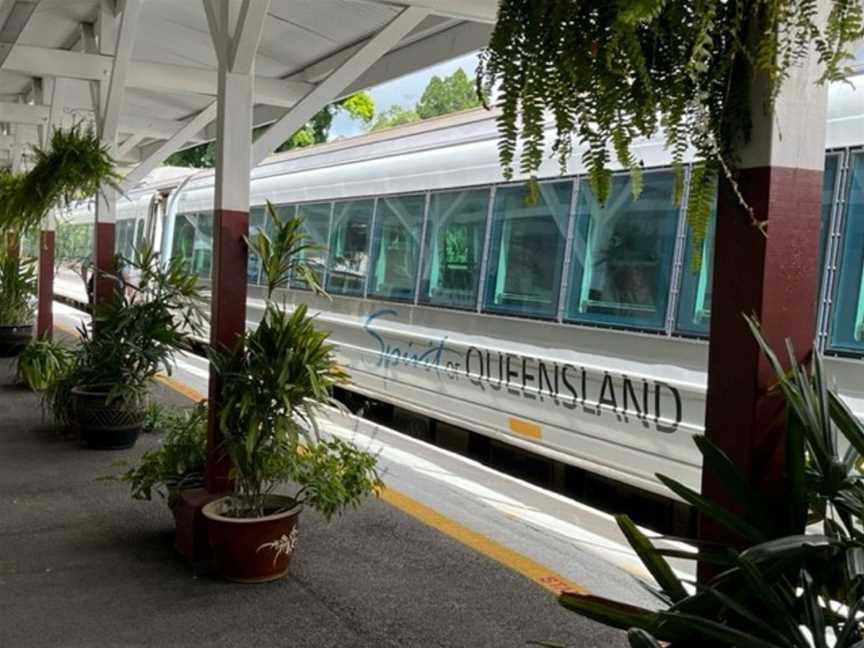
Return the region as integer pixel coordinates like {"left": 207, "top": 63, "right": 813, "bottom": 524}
{"left": 57, "top": 73, "right": 864, "bottom": 498}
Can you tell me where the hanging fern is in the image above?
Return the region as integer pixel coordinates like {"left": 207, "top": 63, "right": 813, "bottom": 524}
{"left": 0, "top": 123, "right": 121, "bottom": 232}
{"left": 477, "top": 0, "right": 864, "bottom": 257}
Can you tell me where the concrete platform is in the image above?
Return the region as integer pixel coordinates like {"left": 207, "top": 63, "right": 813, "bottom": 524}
{"left": 0, "top": 356, "right": 625, "bottom": 647}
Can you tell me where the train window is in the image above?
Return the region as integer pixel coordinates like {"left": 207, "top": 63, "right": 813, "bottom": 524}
{"left": 830, "top": 151, "right": 864, "bottom": 354}
{"left": 247, "top": 206, "right": 268, "bottom": 285}
{"left": 483, "top": 181, "right": 570, "bottom": 318}
{"left": 420, "top": 188, "right": 489, "bottom": 309}
{"left": 567, "top": 171, "right": 679, "bottom": 329}
{"left": 326, "top": 199, "right": 373, "bottom": 296}
{"left": 368, "top": 193, "right": 426, "bottom": 300}
{"left": 191, "top": 211, "right": 213, "bottom": 279}
{"left": 291, "top": 202, "right": 331, "bottom": 290}
{"left": 677, "top": 154, "right": 840, "bottom": 336}
{"left": 135, "top": 219, "right": 145, "bottom": 250}
{"left": 171, "top": 212, "right": 197, "bottom": 274}
{"left": 675, "top": 188, "right": 718, "bottom": 335}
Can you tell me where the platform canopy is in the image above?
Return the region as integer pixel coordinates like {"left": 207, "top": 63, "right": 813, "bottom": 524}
{"left": 0, "top": 0, "right": 496, "bottom": 181}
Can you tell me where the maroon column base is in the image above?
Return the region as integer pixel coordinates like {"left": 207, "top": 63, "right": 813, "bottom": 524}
{"left": 206, "top": 208, "right": 249, "bottom": 493}
{"left": 94, "top": 222, "right": 115, "bottom": 307}
{"left": 37, "top": 230, "right": 55, "bottom": 339}
{"left": 173, "top": 487, "right": 222, "bottom": 563}
{"left": 699, "top": 165, "right": 823, "bottom": 580}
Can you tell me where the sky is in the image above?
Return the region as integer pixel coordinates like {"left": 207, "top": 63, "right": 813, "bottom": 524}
{"left": 328, "top": 51, "right": 480, "bottom": 140}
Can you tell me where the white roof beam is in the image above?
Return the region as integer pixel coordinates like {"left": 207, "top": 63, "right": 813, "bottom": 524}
{"left": 252, "top": 6, "right": 430, "bottom": 167}
{"left": 229, "top": 0, "right": 271, "bottom": 75}
{"left": 0, "top": 0, "right": 40, "bottom": 68}
{"left": 116, "top": 133, "right": 145, "bottom": 158}
{"left": 0, "top": 101, "right": 49, "bottom": 126}
{"left": 351, "top": 0, "right": 498, "bottom": 23}
{"left": 101, "top": 0, "right": 142, "bottom": 147}
{"left": 121, "top": 101, "right": 218, "bottom": 191}
{"left": 0, "top": 44, "right": 312, "bottom": 107}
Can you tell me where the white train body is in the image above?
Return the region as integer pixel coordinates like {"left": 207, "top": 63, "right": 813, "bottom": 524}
{"left": 60, "top": 76, "right": 864, "bottom": 497}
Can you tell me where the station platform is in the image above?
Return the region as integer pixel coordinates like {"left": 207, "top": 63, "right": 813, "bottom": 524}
{"left": 0, "top": 304, "right": 682, "bottom": 646}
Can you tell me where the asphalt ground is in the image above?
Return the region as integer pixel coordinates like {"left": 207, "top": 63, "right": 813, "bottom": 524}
{"left": 0, "top": 351, "right": 627, "bottom": 648}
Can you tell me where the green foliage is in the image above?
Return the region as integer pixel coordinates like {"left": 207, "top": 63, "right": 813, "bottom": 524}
{"left": 111, "top": 403, "right": 207, "bottom": 507}
{"left": 0, "top": 249, "right": 36, "bottom": 326}
{"left": 46, "top": 242, "right": 206, "bottom": 419}
{"left": 546, "top": 319, "right": 864, "bottom": 646}
{"left": 478, "top": 0, "right": 864, "bottom": 255}
{"left": 371, "top": 67, "right": 485, "bottom": 131}
{"left": 290, "top": 437, "right": 383, "bottom": 522}
{"left": 17, "top": 337, "right": 74, "bottom": 392}
{"left": 167, "top": 92, "right": 376, "bottom": 167}
{"left": 1, "top": 124, "right": 121, "bottom": 231}
{"left": 416, "top": 68, "right": 483, "bottom": 119}
{"left": 370, "top": 105, "right": 422, "bottom": 131}
{"left": 209, "top": 209, "right": 379, "bottom": 519}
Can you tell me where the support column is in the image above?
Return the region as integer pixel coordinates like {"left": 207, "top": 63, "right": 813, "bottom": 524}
{"left": 206, "top": 65, "right": 254, "bottom": 493}
{"left": 698, "top": 21, "right": 829, "bottom": 578}
{"left": 37, "top": 215, "right": 55, "bottom": 338}
{"left": 94, "top": 192, "right": 116, "bottom": 307}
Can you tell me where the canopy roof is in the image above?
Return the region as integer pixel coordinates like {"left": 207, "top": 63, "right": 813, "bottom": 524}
{"left": 0, "top": 0, "right": 496, "bottom": 174}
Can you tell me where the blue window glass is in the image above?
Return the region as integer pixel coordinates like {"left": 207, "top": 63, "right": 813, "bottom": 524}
{"left": 677, "top": 154, "right": 841, "bottom": 336}
{"left": 830, "top": 151, "right": 864, "bottom": 354}
{"left": 326, "top": 199, "right": 373, "bottom": 296}
{"left": 191, "top": 211, "right": 213, "bottom": 279}
{"left": 369, "top": 193, "right": 426, "bottom": 300}
{"left": 420, "top": 188, "right": 490, "bottom": 309}
{"left": 483, "top": 182, "right": 570, "bottom": 318}
{"left": 291, "top": 202, "right": 331, "bottom": 290}
{"left": 172, "top": 212, "right": 198, "bottom": 275}
{"left": 568, "top": 172, "right": 679, "bottom": 329}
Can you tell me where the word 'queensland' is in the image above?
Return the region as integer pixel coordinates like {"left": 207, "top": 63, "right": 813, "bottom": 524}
{"left": 463, "top": 347, "right": 682, "bottom": 432}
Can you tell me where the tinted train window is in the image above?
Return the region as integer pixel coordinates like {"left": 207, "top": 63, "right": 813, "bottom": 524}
{"left": 172, "top": 213, "right": 197, "bottom": 274}
{"left": 830, "top": 151, "right": 864, "bottom": 354}
{"left": 676, "top": 190, "right": 717, "bottom": 335}
{"left": 677, "top": 154, "right": 840, "bottom": 336}
{"left": 327, "top": 199, "right": 373, "bottom": 296}
{"left": 191, "top": 211, "right": 213, "bottom": 278}
{"left": 291, "top": 202, "right": 332, "bottom": 290}
{"left": 484, "top": 182, "right": 570, "bottom": 318}
{"left": 568, "top": 172, "right": 679, "bottom": 329}
{"left": 247, "top": 206, "right": 268, "bottom": 285}
{"left": 420, "top": 188, "right": 489, "bottom": 309}
{"left": 369, "top": 194, "right": 425, "bottom": 300}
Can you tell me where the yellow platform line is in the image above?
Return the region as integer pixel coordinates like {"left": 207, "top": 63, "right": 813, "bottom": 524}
{"left": 54, "top": 315, "right": 586, "bottom": 596}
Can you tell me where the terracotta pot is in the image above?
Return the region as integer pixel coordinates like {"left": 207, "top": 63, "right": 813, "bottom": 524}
{"left": 0, "top": 323, "right": 32, "bottom": 357}
{"left": 71, "top": 384, "right": 145, "bottom": 450}
{"left": 202, "top": 495, "right": 302, "bottom": 583}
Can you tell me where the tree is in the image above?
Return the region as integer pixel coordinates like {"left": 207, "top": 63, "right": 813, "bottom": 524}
{"left": 165, "top": 91, "right": 375, "bottom": 168}
{"left": 369, "top": 105, "right": 421, "bottom": 131}
{"left": 370, "top": 67, "right": 484, "bottom": 132}
{"left": 415, "top": 68, "right": 481, "bottom": 120}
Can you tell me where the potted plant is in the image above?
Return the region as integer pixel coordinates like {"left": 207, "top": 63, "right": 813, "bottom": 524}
{"left": 48, "top": 243, "right": 205, "bottom": 449}
{"left": 204, "top": 202, "right": 382, "bottom": 583}
{"left": 17, "top": 336, "right": 74, "bottom": 390}
{"left": 0, "top": 247, "right": 36, "bottom": 356}
{"left": 112, "top": 402, "right": 208, "bottom": 508}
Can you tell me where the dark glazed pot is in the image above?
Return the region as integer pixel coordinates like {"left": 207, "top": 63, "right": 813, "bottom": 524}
{"left": 203, "top": 495, "right": 302, "bottom": 583}
{"left": 71, "top": 384, "right": 145, "bottom": 450}
{"left": 0, "top": 323, "right": 32, "bottom": 357}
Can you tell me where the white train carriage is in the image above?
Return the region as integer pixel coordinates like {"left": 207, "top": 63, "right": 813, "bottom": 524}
{"left": 58, "top": 75, "right": 864, "bottom": 498}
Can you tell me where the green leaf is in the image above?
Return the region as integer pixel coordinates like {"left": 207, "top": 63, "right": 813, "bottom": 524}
{"left": 616, "top": 514, "right": 688, "bottom": 602}
{"left": 558, "top": 592, "right": 658, "bottom": 632}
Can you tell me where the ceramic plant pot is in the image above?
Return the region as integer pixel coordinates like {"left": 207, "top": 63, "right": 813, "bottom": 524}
{"left": 202, "top": 495, "right": 302, "bottom": 583}
{"left": 71, "top": 384, "right": 145, "bottom": 449}
{"left": 0, "top": 323, "right": 32, "bottom": 357}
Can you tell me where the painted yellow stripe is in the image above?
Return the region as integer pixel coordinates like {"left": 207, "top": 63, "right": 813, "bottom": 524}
{"left": 379, "top": 487, "right": 586, "bottom": 596}
{"left": 509, "top": 417, "right": 542, "bottom": 440}
{"left": 154, "top": 374, "right": 206, "bottom": 403}
{"left": 53, "top": 321, "right": 80, "bottom": 338}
